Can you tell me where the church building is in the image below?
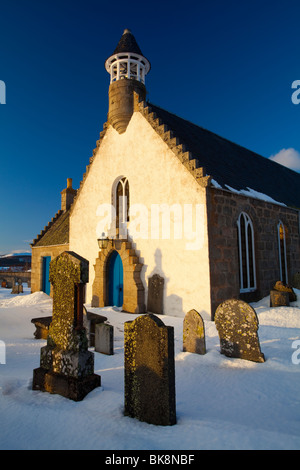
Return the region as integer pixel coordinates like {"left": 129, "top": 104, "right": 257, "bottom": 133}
{"left": 31, "top": 29, "right": 300, "bottom": 320}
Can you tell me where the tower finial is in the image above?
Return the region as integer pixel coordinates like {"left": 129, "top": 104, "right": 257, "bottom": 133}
{"left": 105, "top": 29, "right": 150, "bottom": 84}
{"left": 105, "top": 30, "right": 151, "bottom": 134}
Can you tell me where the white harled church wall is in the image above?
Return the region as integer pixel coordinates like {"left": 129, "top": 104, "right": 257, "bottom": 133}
{"left": 69, "top": 112, "right": 211, "bottom": 318}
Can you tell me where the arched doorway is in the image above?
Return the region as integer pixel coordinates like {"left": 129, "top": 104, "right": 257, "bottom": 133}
{"left": 92, "top": 239, "right": 145, "bottom": 314}
{"left": 108, "top": 251, "right": 123, "bottom": 307}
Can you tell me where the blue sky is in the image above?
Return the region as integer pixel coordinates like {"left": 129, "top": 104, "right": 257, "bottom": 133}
{"left": 1, "top": 0, "right": 300, "bottom": 255}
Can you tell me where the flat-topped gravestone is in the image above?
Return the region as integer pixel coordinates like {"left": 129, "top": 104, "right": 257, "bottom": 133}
{"left": 215, "top": 299, "right": 265, "bottom": 363}
{"left": 83, "top": 306, "right": 107, "bottom": 347}
{"left": 32, "top": 251, "right": 101, "bottom": 401}
{"left": 95, "top": 323, "right": 114, "bottom": 355}
{"left": 183, "top": 309, "right": 206, "bottom": 355}
{"left": 147, "top": 274, "right": 164, "bottom": 315}
{"left": 124, "top": 314, "right": 176, "bottom": 426}
{"left": 270, "top": 290, "right": 289, "bottom": 307}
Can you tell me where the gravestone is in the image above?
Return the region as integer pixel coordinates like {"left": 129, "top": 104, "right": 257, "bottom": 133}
{"left": 147, "top": 274, "right": 164, "bottom": 315}
{"left": 183, "top": 309, "right": 206, "bottom": 355}
{"left": 11, "top": 281, "right": 23, "bottom": 294}
{"left": 83, "top": 306, "right": 107, "bottom": 347}
{"left": 215, "top": 299, "right": 265, "bottom": 363}
{"left": 273, "top": 281, "right": 297, "bottom": 302}
{"left": 124, "top": 314, "right": 176, "bottom": 426}
{"left": 31, "top": 316, "right": 52, "bottom": 339}
{"left": 32, "top": 251, "right": 101, "bottom": 401}
{"left": 270, "top": 290, "right": 289, "bottom": 307}
{"left": 95, "top": 323, "right": 114, "bottom": 355}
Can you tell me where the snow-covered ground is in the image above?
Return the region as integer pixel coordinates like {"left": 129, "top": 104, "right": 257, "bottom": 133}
{"left": 0, "top": 286, "right": 300, "bottom": 450}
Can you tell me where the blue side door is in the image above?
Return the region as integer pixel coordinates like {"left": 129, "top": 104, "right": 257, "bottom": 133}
{"left": 42, "top": 256, "right": 51, "bottom": 295}
{"left": 108, "top": 251, "right": 123, "bottom": 307}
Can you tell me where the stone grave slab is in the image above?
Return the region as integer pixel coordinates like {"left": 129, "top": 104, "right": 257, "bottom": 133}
{"left": 95, "top": 323, "right": 114, "bottom": 355}
{"left": 124, "top": 314, "right": 176, "bottom": 426}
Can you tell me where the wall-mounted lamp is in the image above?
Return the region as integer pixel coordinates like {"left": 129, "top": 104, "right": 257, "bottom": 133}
{"left": 97, "top": 233, "right": 109, "bottom": 250}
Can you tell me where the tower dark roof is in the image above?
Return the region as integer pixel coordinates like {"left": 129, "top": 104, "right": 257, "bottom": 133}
{"left": 112, "top": 29, "right": 144, "bottom": 56}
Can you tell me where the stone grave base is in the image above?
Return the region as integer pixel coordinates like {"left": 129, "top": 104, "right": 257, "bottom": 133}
{"left": 32, "top": 367, "right": 101, "bottom": 402}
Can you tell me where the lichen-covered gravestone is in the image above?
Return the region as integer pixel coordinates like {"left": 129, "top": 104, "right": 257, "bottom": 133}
{"left": 183, "top": 309, "right": 206, "bottom": 355}
{"left": 124, "top": 314, "right": 176, "bottom": 426}
{"left": 32, "top": 251, "right": 101, "bottom": 401}
{"left": 215, "top": 299, "right": 265, "bottom": 363}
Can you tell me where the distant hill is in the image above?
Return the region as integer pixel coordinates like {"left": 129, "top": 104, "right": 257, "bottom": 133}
{"left": 0, "top": 253, "right": 31, "bottom": 270}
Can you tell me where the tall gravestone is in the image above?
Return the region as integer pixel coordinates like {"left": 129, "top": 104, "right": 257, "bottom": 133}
{"left": 183, "top": 309, "right": 206, "bottom": 355}
{"left": 95, "top": 323, "right": 114, "bottom": 355}
{"left": 215, "top": 299, "right": 265, "bottom": 363}
{"left": 32, "top": 251, "right": 101, "bottom": 401}
{"left": 124, "top": 314, "right": 176, "bottom": 426}
{"left": 147, "top": 274, "right": 164, "bottom": 315}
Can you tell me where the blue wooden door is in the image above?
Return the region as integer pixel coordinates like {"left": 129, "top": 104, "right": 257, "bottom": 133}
{"left": 42, "top": 256, "right": 51, "bottom": 295}
{"left": 108, "top": 251, "right": 123, "bottom": 307}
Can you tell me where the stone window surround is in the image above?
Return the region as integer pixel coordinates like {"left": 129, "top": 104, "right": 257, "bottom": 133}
{"left": 237, "top": 211, "right": 257, "bottom": 293}
{"left": 111, "top": 175, "right": 130, "bottom": 226}
{"left": 277, "top": 220, "right": 288, "bottom": 284}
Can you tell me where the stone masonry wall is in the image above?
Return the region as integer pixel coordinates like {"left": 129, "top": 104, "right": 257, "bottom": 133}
{"left": 207, "top": 187, "right": 300, "bottom": 319}
{"left": 31, "top": 244, "right": 69, "bottom": 296}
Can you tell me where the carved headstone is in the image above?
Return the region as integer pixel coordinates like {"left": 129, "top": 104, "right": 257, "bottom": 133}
{"left": 124, "top": 314, "right": 176, "bottom": 426}
{"left": 32, "top": 251, "right": 101, "bottom": 401}
{"left": 215, "top": 299, "right": 265, "bottom": 363}
{"left": 183, "top": 309, "right": 206, "bottom": 355}
{"left": 147, "top": 274, "right": 164, "bottom": 315}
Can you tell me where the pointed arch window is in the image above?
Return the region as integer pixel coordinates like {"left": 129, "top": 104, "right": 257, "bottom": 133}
{"left": 237, "top": 212, "right": 256, "bottom": 292}
{"left": 114, "top": 177, "right": 130, "bottom": 225}
{"left": 278, "top": 221, "right": 288, "bottom": 284}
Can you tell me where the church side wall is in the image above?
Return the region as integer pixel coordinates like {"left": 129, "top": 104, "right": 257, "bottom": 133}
{"left": 69, "top": 112, "right": 211, "bottom": 318}
{"left": 207, "top": 187, "right": 300, "bottom": 318}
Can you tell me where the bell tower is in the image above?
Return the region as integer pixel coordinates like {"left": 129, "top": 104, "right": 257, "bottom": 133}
{"left": 105, "top": 29, "right": 151, "bottom": 134}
